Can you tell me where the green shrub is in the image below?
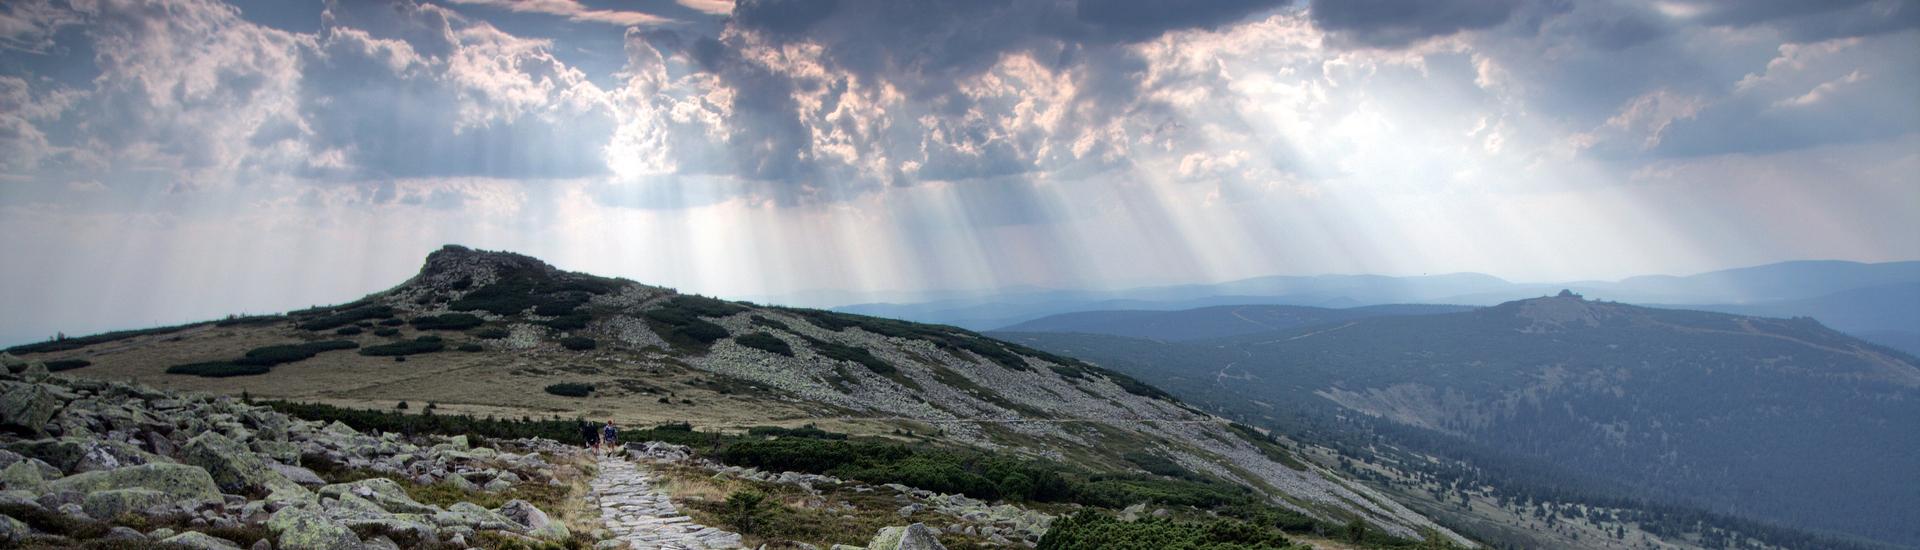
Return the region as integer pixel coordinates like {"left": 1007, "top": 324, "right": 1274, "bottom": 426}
{"left": 296, "top": 305, "right": 395, "bottom": 331}
{"left": 469, "top": 327, "right": 510, "bottom": 339}
{"left": 543, "top": 383, "right": 593, "bottom": 397}
{"left": 1038, "top": 511, "right": 1307, "bottom": 550}
{"left": 720, "top": 490, "right": 772, "bottom": 535}
{"left": 734, "top": 332, "right": 793, "bottom": 356}
{"left": 166, "top": 362, "right": 272, "bottom": 378}
{"left": 411, "top": 313, "right": 484, "bottom": 330}
{"left": 541, "top": 313, "right": 592, "bottom": 330}
{"left": 379, "top": 318, "right": 406, "bottom": 327}
{"left": 6, "top": 323, "right": 202, "bottom": 354}
{"left": 215, "top": 315, "right": 286, "bottom": 327}
{"left": 458, "top": 343, "right": 484, "bottom": 352}
{"left": 749, "top": 315, "right": 790, "bottom": 331}
{"left": 747, "top": 424, "right": 847, "bottom": 440}
{"left": 373, "top": 328, "right": 400, "bottom": 337}
{"left": 360, "top": 337, "right": 446, "bottom": 356}
{"left": 449, "top": 265, "right": 622, "bottom": 315}
{"left": 335, "top": 326, "right": 364, "bottom": 336}
{"left": 802, "top": 337, "right": 893, "bottom": 374}
{"left": 559, "top": 336, "right": 597, "bottom": 351}
{"left": 235, "top": 340, "right": 359, "bottom": 366}
{"left": 44, "top": 359, "right": 91, "bottom": 371}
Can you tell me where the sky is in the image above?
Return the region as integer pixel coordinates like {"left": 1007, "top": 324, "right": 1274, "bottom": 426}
{"left": 0, "top": 0, "right": 1916, "bottom": 344}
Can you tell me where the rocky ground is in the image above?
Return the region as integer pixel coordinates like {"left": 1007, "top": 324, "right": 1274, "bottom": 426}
{"left": 0, "top": 353, "right": 989, "bottom": 550}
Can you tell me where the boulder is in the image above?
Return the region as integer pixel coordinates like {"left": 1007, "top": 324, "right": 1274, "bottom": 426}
{"left": 104, "top": 526, "right": 147, "bottom": 540}
{"left": 48, "top": 463, "right": 222, "bottom": 504}
{"left": 0, "top": 383, "right": 61, "bottom": 435}
{"left": 269, "top": 462, "right": 327, "bottom": 486}
{"left": 20, "top": 362, "right": 50, "bottom": 383}
{"left": 8, "top": 437, "right": 156, "bottom": 474}
{"left": 498, "top": 499, "right": 552, "bottom": 530}
{"left": 868, "top": 523, "right": 947, "bottom": 550}
{"left": 162, "top": 531, "right": 244, "bottom": 550}
{"left": 342, "top": 518, "right": 440, "bottom": 547}
{"left": 0, "top": 461, "right": 46, "bottom": 492}
{"left": 82, "top": 488, "right": 173, "bottom": 520}
{"left": 434, "top": 501, "right": 524, "bottom": 532}
{"left": 184, "top": 431, "right": 297, "bottom": 494}
{"left": 0, "top": 513, "right": 26, "bottom": 543}
{"left": 530, "top": 522, "right": 572, "bottom": 542}
{"left": 318, "top": 478, "right": 438, "bottom": 514}
{"left": 268, "top": 506, "right": 362, "bottom": 550}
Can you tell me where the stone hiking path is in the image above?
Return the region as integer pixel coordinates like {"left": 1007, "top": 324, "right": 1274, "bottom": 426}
{"left": 591, "top": 454, "right": 745, "bottom": 549}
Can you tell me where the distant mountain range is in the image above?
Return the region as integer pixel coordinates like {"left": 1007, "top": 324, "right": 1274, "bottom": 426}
{"left": 832, "top": 260, "right": 1920, "bottom": 353}
{"left": 996, "top": 295, "right": 1920, "bottom": 549}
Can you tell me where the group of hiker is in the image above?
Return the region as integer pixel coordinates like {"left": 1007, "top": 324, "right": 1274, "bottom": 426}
{"left": 578, "top": 419, "right": 619, "bottom": 454}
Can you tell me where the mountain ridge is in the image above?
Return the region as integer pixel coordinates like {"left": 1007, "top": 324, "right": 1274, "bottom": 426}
{"left": 12, "top": 244, "right": 1469, "bottom": 545}
{"left": 1000, "top": 294, "right": 1920, "bottom": 548}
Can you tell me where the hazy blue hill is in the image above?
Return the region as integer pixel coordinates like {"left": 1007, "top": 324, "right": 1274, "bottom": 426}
{"left": 1604, "top": 260, "right": 1920, "bottom": 303}
{"left": 1660, "top": 282, "right": 1920, "bottom": 334}
{"left": 834, "top": 260, "right": 1920, "bottom": 331}
{"left": 1855, "top": 330, "right": 1920, "bottom": 357}
{"left": 996, "top": 303, "right": 1471, "bottom": 341}
{"left": 1003, "top": 295, "right": 1920, "bottom": 548}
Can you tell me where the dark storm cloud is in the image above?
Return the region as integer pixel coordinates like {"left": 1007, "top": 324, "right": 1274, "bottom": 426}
{"left": 646, "top": 0, "right": 1294, "bottom": 188}
{"left": 1309, "top": 0, "right": 1524, "bottom": 48}
{"left": 1684, "top": 0, "right": 1920, "bottom": 41}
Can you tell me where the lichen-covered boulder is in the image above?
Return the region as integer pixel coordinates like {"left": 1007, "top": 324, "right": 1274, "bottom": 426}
{"left": 434, "top": 501, "right": 525, "bottom": 532}
{"left": 0, "top": 383, "right": 61, "bottom": 435}
{"left": 7, "top": 438, "right": 157, "bottom": 474}
{"left": 317, "top": 478, "right": 438, "bottom": 514}
{"left": 0, "top": 461, "right": 47, "bottom": 492}
{"left": 269, "top": 462, "right": 326, "bottom": 486}
{"left": 184, "top": 432, "right": 296, "bottom": 494}
{"left": 267, "top": 506, "right": 362, "bottom": 550}
{"left": 162, "top": 531, "right": 244, "bottom": 550}
{"left": 0, "top": 513, "right": 27, "bottom": 543}
{"left": 868, "top": 523, "right": 947, "bottom": 550}
{"left": 82, "top": 487, "right": 174, "bottom": 519}
{"left": 342, "top": 517, "right": 441, "bottom": 547}
{"left": 47, "top": 463, "right": 221, "bottom": 504}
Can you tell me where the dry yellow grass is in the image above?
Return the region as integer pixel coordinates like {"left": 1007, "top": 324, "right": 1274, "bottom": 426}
{"left": 38, "top": 322, "right": 894, "bottom": 435}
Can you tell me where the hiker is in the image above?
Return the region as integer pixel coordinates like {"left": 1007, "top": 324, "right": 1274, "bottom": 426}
{"left": 600, "top": 420, "right": 619, "bottom": 455}
{"left": 578, "top": 419, "right": 598, "bottom": 449}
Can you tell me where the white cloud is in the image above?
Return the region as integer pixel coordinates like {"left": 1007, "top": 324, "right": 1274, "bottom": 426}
{"left": 448, "top": 0, "right": 677, "bottom": 27}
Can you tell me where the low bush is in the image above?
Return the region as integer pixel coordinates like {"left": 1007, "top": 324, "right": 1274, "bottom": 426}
{"left": 359, "top": 336, "right": 446, "bottom": 356}
{"left": 1038, "top": 511, "right": 1308, "bottom": 550}
{"left": 379, "top": 318, "right": 406, "bottom": 327}
{"left": 544, "top": 383, "right": 593, "bottom": 397}
{"left": 43, "top": 359, "right": 91, "bottom": 371}
{"left": 215, "top": 315, "right": 285, "bottom": 327}
{"left": 457, "top": 343, "right": 484, "bottom": 352}
{"left": 166, "top": 362, "right": 271, "bottom": 378}
{"left": 746, "top": 424, "right": 847, "bottom": 440}
{"left": 802, "top": 337, "right": 893, "bottom": 375}
{"left": 411, "top": 313, "right": 484, "bottom": 331}
{"left": 749, "top": 315, "right": 790, "bottom": 331}
{"left": 235, "top": 340, "right": 358, "bottom": 366}
{"left": 734, "top": 332, "right": 793, "bottom": 356}
{"left": 6, "top": 323, "right": 202, "bottom": 354}
{"left": 373, "top": 328, "right": 400, "bottom": 337}
{"left": 469, "top": 326, "right": 510, "bottom": 339}
{"left": 335, "top": 326, "right": 364, "bottom": 336}
{"left": 540, "top": 313, "right": 592, "bottom": 330}
{"left": 296, "top": 305, "right": 395, "bottom": 331}
{"left": 559, "top": 336, "right": 597, "bottom": 351}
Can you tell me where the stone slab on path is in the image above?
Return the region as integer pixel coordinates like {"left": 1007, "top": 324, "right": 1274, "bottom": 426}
{"left": 591, "top": 455, "right": 744, "bottom": 550}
